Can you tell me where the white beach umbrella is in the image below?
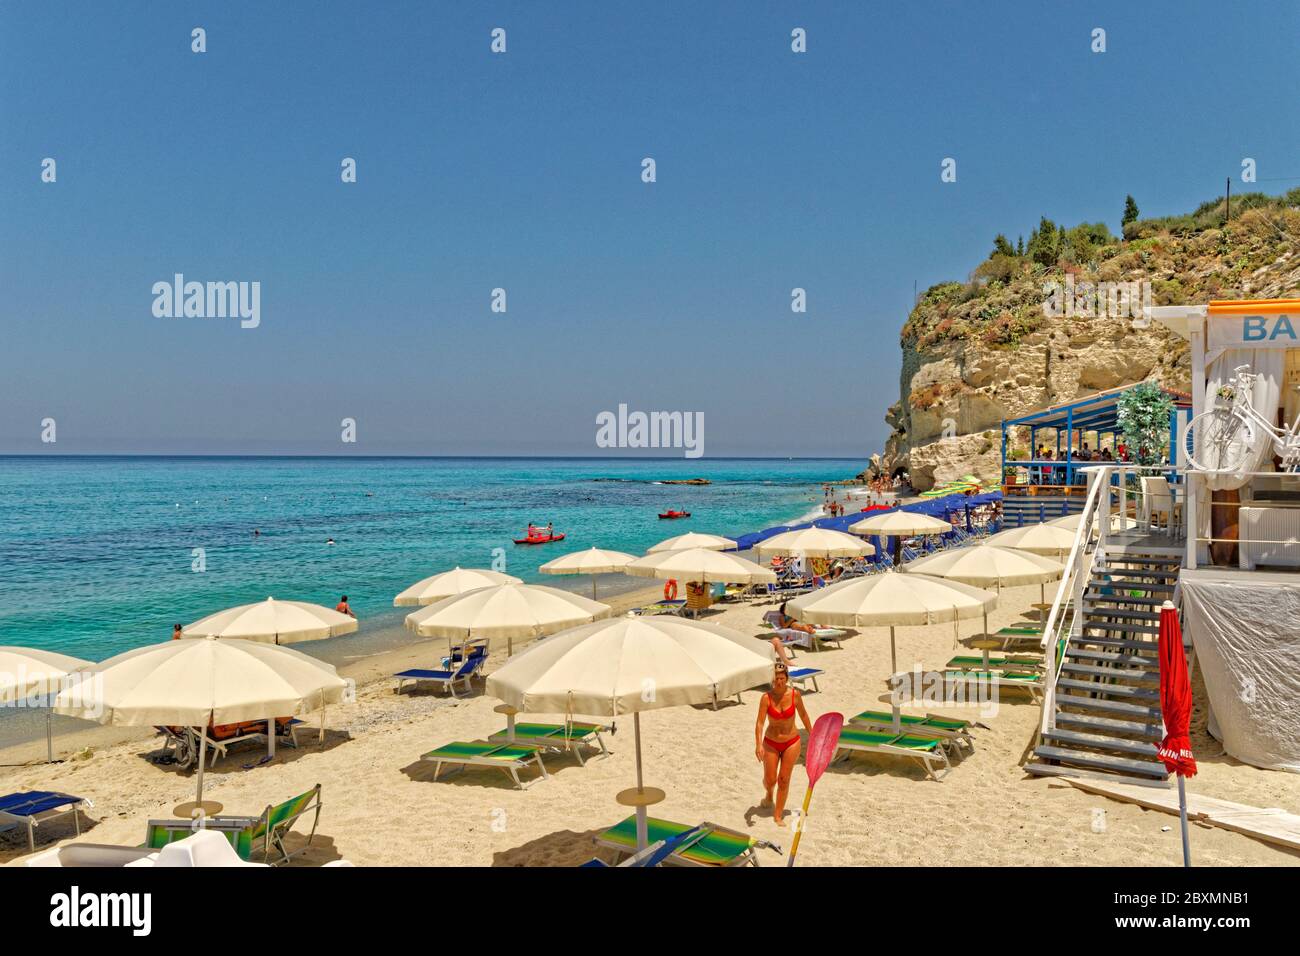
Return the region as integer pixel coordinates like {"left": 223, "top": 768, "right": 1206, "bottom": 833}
{"left": 755, "top": 527, "right": 875, "bottom": 559}
{"left": 646, "top": 532, "right": 737, "bottom": 554}
{"left": 847, "top": 511, "right": 952, "bottom": 537}
{"left": 787, "top": 573, "right": 996, "bottom": 673}
{"left": 907, "top": 544, "right": 1063, "bottom": 630}
{"left": 848, "top": 510, "right": 951, "bottom": 566}
{"left": 986, "top": 523, "right": 1078, "bottom": 558}
{"left": 906, "top": 545, "right": 1063, "bottom": 594}
{"left": 486, "top": 616, "right": 774, "bottom": 850}
{"left": 404, "top": 584, "right": 610, "bottom": 655}
{"left": 53, "top": 637, "right": 347, "bottom": 808}
{"left": 539, "top": 547, "right": 637, "bottom": 600}
{"left": 184, "top": 597, "right": 358, "bottom": 645}
{"left": 625, "top": 548, "right": 776, "bottom": 585}
{"left": 394, "top": 567, "right": 522, "bottom": 607}
{"left": 0, "top": 647, "right": 93, "bottom": 763}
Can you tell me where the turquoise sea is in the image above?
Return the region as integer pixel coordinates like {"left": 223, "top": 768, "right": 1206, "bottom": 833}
{"left": 0, "top": 457, "right": 861, "bottom": 663}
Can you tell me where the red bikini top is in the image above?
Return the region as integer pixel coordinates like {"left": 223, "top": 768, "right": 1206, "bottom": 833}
{"left": 766, "top": 690, "right": 797, "bottom": 720}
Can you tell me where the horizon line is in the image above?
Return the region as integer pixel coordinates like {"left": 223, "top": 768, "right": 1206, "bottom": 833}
{"left": 0, "top": 453, "right": 868, "bottom": 463}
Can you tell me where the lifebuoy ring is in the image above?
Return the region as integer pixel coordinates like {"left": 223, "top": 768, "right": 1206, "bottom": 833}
{"left": 664, "top": 579, "right": 678, "bottom": 600}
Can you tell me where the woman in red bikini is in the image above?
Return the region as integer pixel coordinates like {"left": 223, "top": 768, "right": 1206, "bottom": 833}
{"left": 754, "top": 647, "right": 814, "bottom": 827}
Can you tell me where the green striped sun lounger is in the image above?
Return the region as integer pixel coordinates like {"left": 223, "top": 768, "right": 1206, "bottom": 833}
{"left": 488, "top": 722, "right": 611, "bottom": 765}
{"left": 832, "top": 726, "right": 951, "bottom": 780}
{"left": 941, "top": 669, "right": 1044, "bottom": 702}
{"left": 946, "top": 654, "right": 1043, "bottom": 672}
{"left": 631, "top": 600, "right": 686, "bottom": 616}
{"left": 593, "top": 815, "right": 780, "bottom": 867}
{"left": 144, "top": 784, "right": 322, "bottom": 864}
{"left": 420, "top": 741, "right": 548, "bottom": 789}
{"left": 849, "top": 709, "right": 975, "bottom": 751}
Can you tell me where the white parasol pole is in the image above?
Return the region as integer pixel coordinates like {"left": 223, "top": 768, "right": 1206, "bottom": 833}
{"left": 195, "top": 726, "right": 208, "bottom": 823}
{"left": 634, "top": 712, "right": 647, "bottom": 850}
{"left": 1178, "top": 774, "right": 1191, "bottom": 867}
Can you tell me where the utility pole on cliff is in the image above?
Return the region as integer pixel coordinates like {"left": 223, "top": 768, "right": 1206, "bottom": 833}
{"left": 1225, "top": 176, "right": 1231, "bottom": 224}
{"left": 913, "top": 279, "right": 917, "bottom": 305}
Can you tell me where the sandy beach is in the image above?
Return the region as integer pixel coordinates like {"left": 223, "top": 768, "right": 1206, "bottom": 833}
{"left": 2, "top": 577, "right": 1295, "bottom": 868}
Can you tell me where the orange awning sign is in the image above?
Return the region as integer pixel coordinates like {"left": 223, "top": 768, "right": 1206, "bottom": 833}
{"left": 1201, "top": 300, "right": 1300, "bottom": 350}
{"left": 1208, "top": 298, "right": 1300, "bottom": 315}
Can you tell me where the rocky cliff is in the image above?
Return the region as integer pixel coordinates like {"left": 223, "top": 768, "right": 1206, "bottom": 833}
{"left": 872, "top": 193, "right": 1300, "bottom": 491}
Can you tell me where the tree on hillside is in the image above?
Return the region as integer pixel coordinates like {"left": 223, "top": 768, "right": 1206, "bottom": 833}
{"left": 1016, "top": 235, "right": 1024, "bottom": 256}
{"left": 1062, "top": 222, "right": 1116, "bottom": 264}
{"left": 1122, "top": 195, "right": 1140, "bottom": 227}
{"left": 1026, "top": 216, "right": 1059, "bottom": 266}
{"left": 992, "top": 234, "right": 1016, "bottom": 258}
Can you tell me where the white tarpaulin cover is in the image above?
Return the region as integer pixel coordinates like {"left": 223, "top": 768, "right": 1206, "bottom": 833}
{"left": 1180, "top": 568, "right": 1300, "bottom": 773}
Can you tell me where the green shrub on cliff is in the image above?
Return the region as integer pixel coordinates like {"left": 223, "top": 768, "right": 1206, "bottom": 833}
{"left": 900, "top": 187, "right": 1300, "bottom": 353}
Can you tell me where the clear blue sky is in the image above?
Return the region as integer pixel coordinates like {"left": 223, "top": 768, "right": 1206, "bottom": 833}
{"left": 3, "top": 1, "right": 1298, "bottom": 457}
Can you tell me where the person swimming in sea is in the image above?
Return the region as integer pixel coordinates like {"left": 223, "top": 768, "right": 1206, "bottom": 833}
{"left": 755, "top": 642, "right": 814, "bottom": 827}
{"left": 326, "top": 538, "right": 336, "bottom": 546}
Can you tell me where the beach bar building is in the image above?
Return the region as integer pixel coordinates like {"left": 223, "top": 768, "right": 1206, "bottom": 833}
{"left": 1025, "top": 299, "right": 1300, "bottom": 785}
{"left": 999, "top": 383, "right": 1191, "bottom": 525}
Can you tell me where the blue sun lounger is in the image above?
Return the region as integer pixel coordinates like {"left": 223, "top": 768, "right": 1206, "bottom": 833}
{"left": 395, "top": 646, "right": 488, "bottom": 697}
{"left": 0, "top": 790, "right": 90, "bottom": 852}
{"left": 788, "top": 666, "right": 824, "bottom": 693}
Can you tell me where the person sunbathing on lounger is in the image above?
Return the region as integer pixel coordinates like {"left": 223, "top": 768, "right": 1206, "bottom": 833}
{"left": 777, "top": 602, "right": 815, "bottom": 636}
{"left": 755, "top": 653, "right": 813, "bottom": 828}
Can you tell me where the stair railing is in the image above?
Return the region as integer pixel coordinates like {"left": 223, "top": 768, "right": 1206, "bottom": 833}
{"left": 1039, "top": 465, "right": 1110, "bottom": 735}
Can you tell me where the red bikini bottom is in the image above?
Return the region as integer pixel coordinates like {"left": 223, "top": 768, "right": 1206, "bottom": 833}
{"left": 764, "top": 735, "right": 800, "bottom": 755}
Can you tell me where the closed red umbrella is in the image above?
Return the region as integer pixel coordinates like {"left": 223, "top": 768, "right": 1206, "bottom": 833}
{"left": 1156, "top": 600, "right": 1196, "bottom": 866}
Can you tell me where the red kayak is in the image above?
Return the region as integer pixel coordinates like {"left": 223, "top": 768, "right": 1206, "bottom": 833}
{"left": 658, "top": 510, "right": 691, "bottom": 519}
{"left": 514, "top": 532, "right": 566, "bottom": 545}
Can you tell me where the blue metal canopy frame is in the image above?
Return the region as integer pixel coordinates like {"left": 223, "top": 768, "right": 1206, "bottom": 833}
{"left": 1000, "top": 382, "right": 1191, "bottom": 487}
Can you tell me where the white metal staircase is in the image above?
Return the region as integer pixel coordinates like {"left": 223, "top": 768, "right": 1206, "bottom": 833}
{"left": 1024, "top": 467, "right": 1176, "bottom": 786}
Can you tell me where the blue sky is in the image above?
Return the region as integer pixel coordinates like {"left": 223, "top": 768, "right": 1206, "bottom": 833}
{"left": 2, "top": 1, "right": 1298, "bottom": 457}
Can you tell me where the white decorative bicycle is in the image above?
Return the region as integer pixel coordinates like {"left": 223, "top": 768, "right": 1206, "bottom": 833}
{"left": 1184, "top": 364, "right": 1300, "bottom": 473}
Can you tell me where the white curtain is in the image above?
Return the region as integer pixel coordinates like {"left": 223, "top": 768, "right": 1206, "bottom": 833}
{"left": 1202, "top": 349, "right": 1282, "bottom": 491}
{"left": 1196, "top": 349, "right": 1283, "bottom": 562}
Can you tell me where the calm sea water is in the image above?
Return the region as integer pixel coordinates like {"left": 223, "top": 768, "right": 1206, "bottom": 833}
{"left": 0, "top": 456, "right": 860, "bottom": 662}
